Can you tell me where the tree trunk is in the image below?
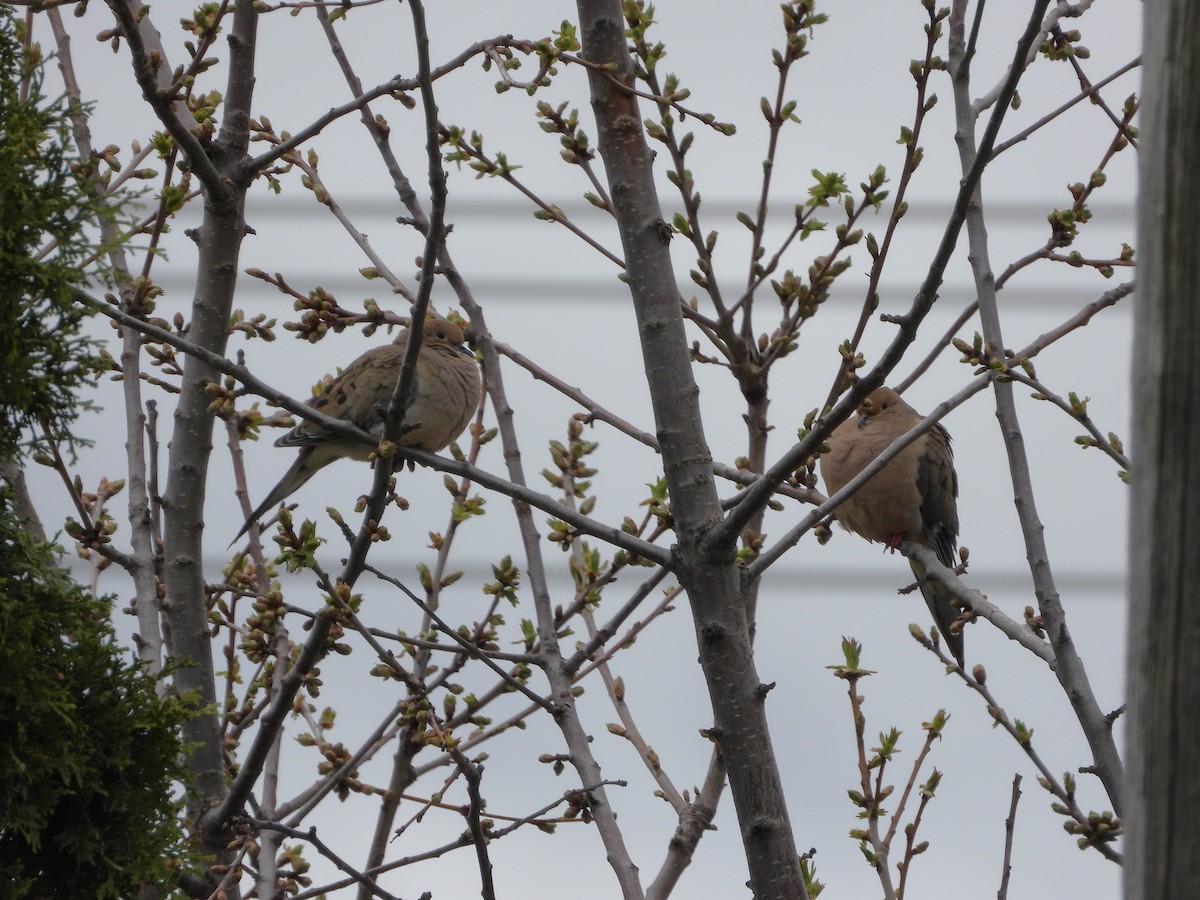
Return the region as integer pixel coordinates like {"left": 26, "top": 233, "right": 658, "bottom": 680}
{"left": 1126, "top": 1, "right": 1200, "bottom": 896}
{"left": 574, "top": 4, "right": 806, "bottom": 897}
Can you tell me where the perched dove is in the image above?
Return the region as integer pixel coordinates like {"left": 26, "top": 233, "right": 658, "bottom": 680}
{"left": 820, "top": 386, "right": 965, "bottom": 666}
{"left": 233, "top": 316, "right": 480, "bottom": 544}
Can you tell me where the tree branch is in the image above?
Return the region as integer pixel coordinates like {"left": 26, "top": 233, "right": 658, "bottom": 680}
{"left": 102, "top": 0, "right": 224, "bottom": 190}
{"left": 949, "top": 0, "right": 1124, "bottom": 815}
{"left": 576, "top": 1, "right": 804, "bottom": 895}
{"left": 241, "top": 818, "right": 401, "bottom": 900}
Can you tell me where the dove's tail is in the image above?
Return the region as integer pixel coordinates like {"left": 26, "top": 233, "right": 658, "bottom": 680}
{"left": 229, "top": 451, "right": 321, "bottom": 549}
{"left": 909, "top": 556, "right": 966, "bottom": 668}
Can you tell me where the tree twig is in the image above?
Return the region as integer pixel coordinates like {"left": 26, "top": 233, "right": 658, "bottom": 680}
{"left": 241, "top": 818, "right": 401, "bottom": 900}
{"left": 997, "top": 774, "right": 1022, "bottom": 900}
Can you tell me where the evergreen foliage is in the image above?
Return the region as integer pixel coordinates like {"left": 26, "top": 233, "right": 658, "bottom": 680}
{"left": 0, "top": 10, "right": 107, "bottom": 460}
{"left": 0, "top": 12, "right": 194, "bottom": 897}
{"left": 0, "top": 490, "right": 193, "bottom": 898}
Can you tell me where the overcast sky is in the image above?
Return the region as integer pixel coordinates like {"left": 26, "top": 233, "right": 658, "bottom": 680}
{"left": 26, "top": 2, "right": 1141, "bottom": 897}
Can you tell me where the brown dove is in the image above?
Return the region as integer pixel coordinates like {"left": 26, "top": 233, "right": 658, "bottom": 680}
{"left": 820, "top": 386, "right": 965, "bottom": 666}
{"left": 233, "top": 315, "right": 480, "bottom": 544}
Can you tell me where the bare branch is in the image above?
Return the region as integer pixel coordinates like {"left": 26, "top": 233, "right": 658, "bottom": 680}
{"left": 241, "top": 818, "right": 402, "bottom": 900}
{"left": 102, "top": 0, "right": 224, "bottom": 189}
{"left": 448, "top": 747, "right": 497, "bottom": 900}
{"left": 247, "top": 34, "right": 531, "bottom": 172}
{"left": 48, "top": 5, "right": 165, "bottom": 670}
{"left": 950, "top": 0, "right": 1124, "bottom": 814}
{"left": 998, "top": 774, "right": 1022, "bottom": 900}
{"left": 991, "top": 56, "right": 1141, "bottom": 157}
{"left": 364, "top": 563, "right": 554, "bottom": 712}
{"left": 931, "top": 657, "right": 1123, "bottom": 864}
{"left": 1003, "top": 370, "right": 1130, "bottom": 471}
{"left": 903, "top": 544, "right": 1055, "bottom": 665}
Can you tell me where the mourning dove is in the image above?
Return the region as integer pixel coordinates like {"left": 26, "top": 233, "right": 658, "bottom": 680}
{"left": 233, "top": 315, "right": 480, "bottom": 544}
{"left": 820, "top": 386, "right": 965, "bottom": 666}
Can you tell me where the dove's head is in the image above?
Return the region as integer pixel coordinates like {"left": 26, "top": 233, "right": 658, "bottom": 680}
{"left": 424, "top": 316, "right": 467, "bottom": 347}
{"left": 399, "top": 313, "right": 469, "bottom": 350}
{"left": 855, "top": 386, "right": 915, "bottom": 427}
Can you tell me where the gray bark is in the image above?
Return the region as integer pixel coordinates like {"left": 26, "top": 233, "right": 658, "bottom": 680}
{"left": 574, "top": 4, "right": 806, "bottom": 897}
{"left": 1127, "top": 1, "right": 1200, "bottom": 896}
{"left": 105, "top": 0, "right": 261, "bottom": 885}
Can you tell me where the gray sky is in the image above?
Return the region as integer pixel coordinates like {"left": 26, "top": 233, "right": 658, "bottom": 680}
{"left": 28, "top": 1, "right": 1139, "bottom": 896}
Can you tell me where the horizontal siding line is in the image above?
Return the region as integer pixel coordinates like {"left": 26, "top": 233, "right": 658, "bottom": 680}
{"left": 139, "top": 275, "right": 1133, "bottom": 310}
{"left": 145, "top": 195, "right": 1136, "bottom": 226}
{"left": 191, "top": 556, "right": 1124, "bottom": 596}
